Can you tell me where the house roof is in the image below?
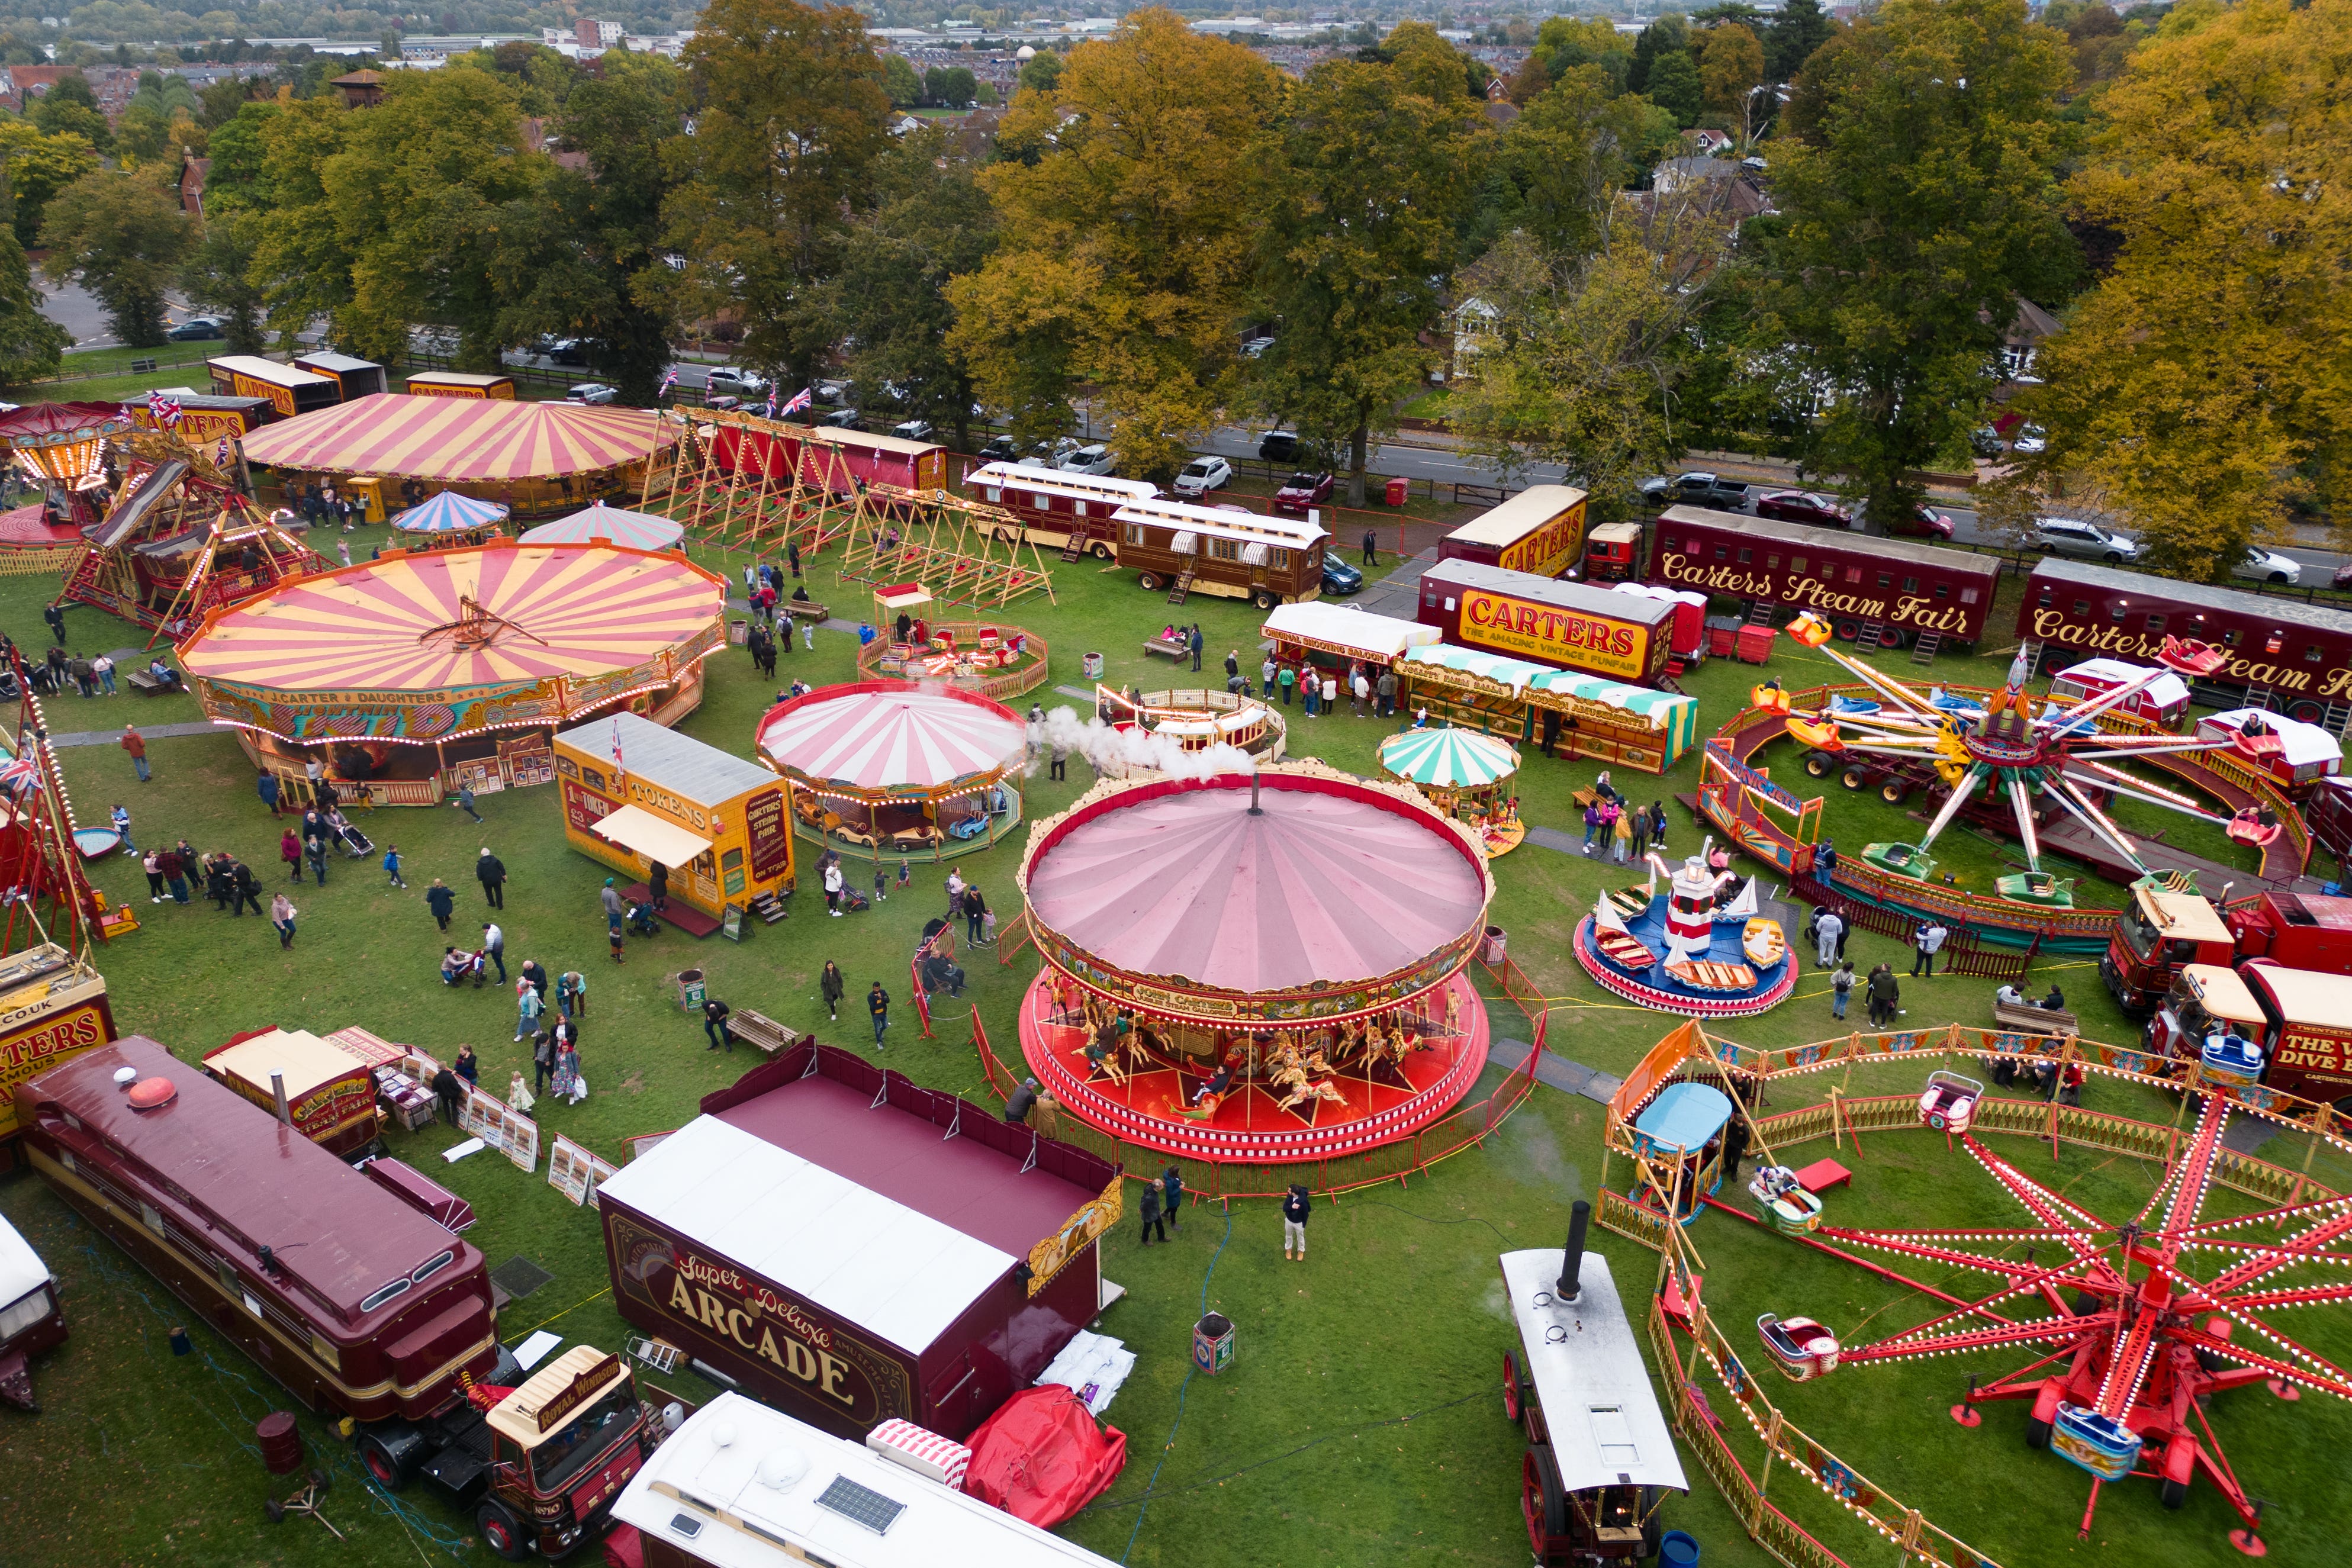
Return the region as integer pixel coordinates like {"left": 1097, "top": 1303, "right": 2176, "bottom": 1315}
{"left": 330, "top": 69, "right": 385, "bottom": 85}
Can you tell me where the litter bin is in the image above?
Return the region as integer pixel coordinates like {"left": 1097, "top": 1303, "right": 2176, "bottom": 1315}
{"left": 1736, "top": 624, "right": 1780, "bottom": 665}
{"left": 1193, "top": 1312, "right": 1234, "bottom": 1375}
{"left": 1660, "top": 1531, "right": 1700, "bottom": 1567}
{"left": 1480, "top": 925, "right": 1507, "bottom": 965}
{"left": 1704, "top": 616, "right": 1743, "bottom": 658}
{"left": 1385, "top": 476, "right": 1409, "bottom": 508}
{"left": 675, "top": 969, "right": 706, "bottom": 1012}
{"left": 1082, "top": 651, "right": 1105, "bottom": 680}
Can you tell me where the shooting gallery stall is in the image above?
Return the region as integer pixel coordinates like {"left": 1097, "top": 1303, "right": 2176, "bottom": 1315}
{"left": 1399, "top": 645, "right": 1698, "bottom": 775}
{"left": 596, "top": 1043, "right": 1122, "bottom": 1443}
{"left": 556, "top": 711, "right": 795, "bottom": 926}
{"left": 200, "top": 1026, "right": 382, "bottom": 1158}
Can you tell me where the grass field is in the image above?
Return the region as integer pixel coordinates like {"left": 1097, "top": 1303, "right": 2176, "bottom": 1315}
{"left": 0, "top": 505, "right": 2345, "bottom": 1568}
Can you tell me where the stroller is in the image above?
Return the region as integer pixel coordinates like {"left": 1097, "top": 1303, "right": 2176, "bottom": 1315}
{"left": 330, "top": 814, "right": 375, "bottom": 860}
{"left": 838, "top": 886, "right": 871, "bottom": 913}
{"left": 627, "top": 900, "right": 661, "bottom": 938}
{"left": 443, "top": 948, "right": 488, "bottom": 988}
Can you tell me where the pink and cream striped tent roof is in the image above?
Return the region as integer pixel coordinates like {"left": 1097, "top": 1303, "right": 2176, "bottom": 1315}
{"left": 519, "top": 503, "right": 684, "bottom": 550}
{"left": 236, "top": 393, "right": 673, "bottom": 482}
{"left": 757, "top": 682, "right": 1025, "bottom": 795}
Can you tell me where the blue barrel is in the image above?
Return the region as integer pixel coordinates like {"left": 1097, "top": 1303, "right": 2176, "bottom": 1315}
{"left": 1661, "top": 1530, "right": 1700, "bottom": 1567}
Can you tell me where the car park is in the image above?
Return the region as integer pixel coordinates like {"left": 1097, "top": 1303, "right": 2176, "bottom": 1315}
{"left": 1173, "top": 456, "right": 1233, "bottom": 498}
{"left": 566, "top": 382, "right": 617, "bottom": 404}
{"left": 1058, "top": 443, "right": 1116, "bottom": 476}
{"left": 2031, "top": 517, "right": 2140, "bottom": 562}
{"left": 166, "top": 317, "right": 223, "bottom": 341}
{"left": 1753, "top": 490, "right": 1850, "bottom": 527}
{"left": 2234, "top": 545, "right": 2301, "bottom": 586}
{"left": 1275, "top": 471, "right": 1334, "bottom": 515}
{"left": 1640, "top": 472, "right": 1751, "bottom": 509}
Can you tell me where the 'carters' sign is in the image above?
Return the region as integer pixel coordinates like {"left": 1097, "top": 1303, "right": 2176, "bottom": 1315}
{"left": 1456, "top": 587, "right": 1652, "bottom": 680}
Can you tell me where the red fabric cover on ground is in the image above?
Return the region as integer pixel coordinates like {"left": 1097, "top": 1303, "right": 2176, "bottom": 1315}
{"left": 0, "top": 503, "right": 79, "bottom": 546}
{"left": 600, "top": 1523, "right": 643, "bottom": 1568}
{"left": 960, "top": 1385, "right": 1127, "bottom": 1528}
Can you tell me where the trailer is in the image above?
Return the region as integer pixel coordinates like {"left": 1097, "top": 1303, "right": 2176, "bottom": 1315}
{"left": 0, "top": 943, "right": 114, "bottom": 1156}
{"left": 2019, "top": 557, "right": 2352, "bottom": 726}
{"left": 1417, "top": 559, "right": 1674, "bottom": 685}
{"left": 0, "top": 1211, "right": 63, "bottom": 1411}
{"left": 200, "top": 1026, "right": 383, "bottom": 1158}
{"left": 404, "top": 371, "right": 517, "bottom": 400}
{"left": 1653, "top": 506, "right": 1999, "bottom": 652}
{"left": 1109, "top": 497, "right": 1327, "bottom": 608}
{"left": 207, "top": 355, "right": 342, "bottom": 420}
{"left": 124, "top": 391, "right": 275, "bottom": 444}
{"left": 1499, "top": 1206, "right": 1687, "bottom": 1564}
{"left": 1437, "top": 484, "right": 1589, "bottom": 579}
{"left": 709, "top": 421, "right": 947, "bottom": 495}
{"left": 963, "top": 461, "right": 1159, "bottom": 561}
{"left": 291, "top": 352, "right": 390, "bottom": 401}
{"left": 18, "top": 1038, "right": 660, "bottom": 1557}
{"left": 2102, "top": 880, "right": 2238, "bottom": 1016}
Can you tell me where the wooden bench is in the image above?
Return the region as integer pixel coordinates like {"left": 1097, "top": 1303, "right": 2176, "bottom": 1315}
{"left": 1143, "top": 636, "right": 1188, "bottom": 661}
{"left": 725, "top": 1007, "right": 806, "bottom": 1058}
{"left": 785, "top": 600, "right": 829, "bottom": 623}
{"left": 1994, "top": 999, "right": 2080, "bottom": 1037}
{"left": 126, "top": 670, "right": 170, "bottom": 695}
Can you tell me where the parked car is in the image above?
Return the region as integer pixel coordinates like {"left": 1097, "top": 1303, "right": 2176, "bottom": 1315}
{"left": 546, "top": 338, "right": 591, "bottom": 366}
{"left": 704, "top": 366, "right": 768, "bottom": 395}
{"left": 566, "top": 382, "right": 618, "bottom": 404}
{"left": 1887, "top": 504, "right": 1956, "bottom": 541}
{"left": 1321, "top": 554, "right": 1363, "bottom": 596}
{"left": 1257, "top": 430, "right": 1303, "bottom": 463}
{"left": 2234, "top": 545, "right": 2300, "bottom": 586}
{"left": 2010, "top": 424, "right": 2047, "bottom": 455}
{"left": 976, "top": 434, "right": 1021, "bottom": 462}
{"left": 1969, "top": 427, "right": 2005, "bottom": 459}
{"left": 1753, "top": 490, "right": 1851, "bottom": 527}
{"left": 1640, "top": 472, "right": 1751, "bottom": 509}
{"left": 1275, "top": 471, "right": 1335, "bottom": 515}
{"left": 1173, "top": 456, "right": 1233, "bottom": 498}
{"left": 1240, "top": 336, "right": 1276, "bottom": 359}
{"left": 816, "top": 406, "right": 860, "bottom": 430}
{"left": 2332, "top": 559, "right": 2352, "bottom": 593}
{"left": 165, "top": 317, "right": 223, "bottom": 341}
{"left": 2031, "top": 517, "right": 2140, "bottom": 562}
{"left": 891, "top": 418, "right": 934, "bottom": 442}
{"left": 705, "top": 395, "right": 744, "bottom": 412}
{"left": 1058, "top": 443, "right": 1115, "bottom": 476}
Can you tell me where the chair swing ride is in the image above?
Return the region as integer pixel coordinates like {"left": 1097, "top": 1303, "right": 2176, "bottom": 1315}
{"left": 1740, "top": 1089, "right": 2349, "bottom": 1556}
{"left": 1765, "top": 613, "right": 2241, "bottom": 907}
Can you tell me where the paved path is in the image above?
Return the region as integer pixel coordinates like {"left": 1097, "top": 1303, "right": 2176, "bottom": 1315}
{"left": 50, "top": 721, "right": 214, "bottom": 747}
{"left": 1489, "top": 1037, "right": 1620, "bottom": 1104}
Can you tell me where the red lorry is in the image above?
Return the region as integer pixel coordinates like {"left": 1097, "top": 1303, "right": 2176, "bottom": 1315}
{"left": 2104, "top": 885, "right": 2352, "bottom": 1017}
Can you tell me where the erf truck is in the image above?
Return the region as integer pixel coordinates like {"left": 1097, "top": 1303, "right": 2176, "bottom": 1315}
{"left": 2104, "top": 886, "right": 2352, "bottom": 1017}
{"left": 2147, "top": 962, "right": 2352, "bottom": 1110}
{"left": 18, "top": 1039, "right": 660, "bottom": 1560}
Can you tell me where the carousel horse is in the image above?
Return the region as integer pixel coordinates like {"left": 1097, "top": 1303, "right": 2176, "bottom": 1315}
{"left": 1444, "top": 985, "right": 1462, "bottom": 1035}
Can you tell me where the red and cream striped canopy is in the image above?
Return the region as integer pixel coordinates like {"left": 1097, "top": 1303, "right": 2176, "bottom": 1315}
{"left": 757, "top": 682, "right": 1025, "bottom": 794}
{"left": 179, "top": 541, "right": 725, "bottom": 693}
{"left": 236, "top": 394, "right": 673, "bottom": 482}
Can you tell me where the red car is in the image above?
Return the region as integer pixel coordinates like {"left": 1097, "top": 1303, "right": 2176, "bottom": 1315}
{"left": 1891, "top": 504, "right": 1956, "bottom": 540}
{"left": 1753, "top": 490, "right": 1851, "bottom": 527}
{"left": 1274, "top": 471, "right": 1334, "bottom": 515}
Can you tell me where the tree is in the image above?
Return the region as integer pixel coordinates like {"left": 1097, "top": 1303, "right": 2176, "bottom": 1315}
{"left": 829, "top": 125, "right": 996, "bottom": 448}
{"left": 1766, "top": 0, "right": 1836, "bottom": 82}
{"left": 1755, "top": 0, "right": 2076, "bottom": 530}
{"left": 30, "top": 75, "right": 112, "bottom": 154}
{"left": 1250, "top": 60, "right": 1472, "bottom": 506}
{"left": 38, "top": 168, "right": 195, "bottom": 346}
{"left": 179, "top": 211, "right": 268, "bottom": 353}
{"left": 0, "top": 178, "right": 66, "bottom": 382}
{"left": 1645, "top": 49, "right": 1704, "bottom": 127}
{"left": 1381, "top": 21, "right": 1473, "bottom": 104}
{"left": 660, "top": 0, "right": 892, "bottom": 392}
{"left": 1016, "top": 49, "right": 1061, "bottom": 96}
{"left": 1627, "top": 15, "right": 1691, "bottom": 92}
{"left": 491, "top": 55, "right": 689, "bottom": 406}
{"left": 1480, "top": 66, "right": 1655, "bottom": 259}
{"left": 948, "top": 8, "right": 1279, "bottom": 478}
{"left": 199, "top": 101, "right": 279, "bottom": 213}
{"left": 0, "top": 121, "right": 102, "bottom": 248}
{"left": 1699, "top": 23, "right": 1765, "bottom": 141}
{"left": 925, "top": 65, "right": 975, "bottom": 107}
{"left": 2019, "top": 0, "right": 2351, "bottom": 581}
{"left": 883, "top": 51, "right": 921, "bottom": 107}
{"left": 1450, "top": 199, "right": 1730, "bottom": 516}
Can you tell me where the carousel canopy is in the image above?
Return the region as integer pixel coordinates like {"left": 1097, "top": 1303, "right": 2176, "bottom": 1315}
{"left": 179, "top": 540, "right": 725, "bottom": 697}
{"left": 236, "top": 394, "right": 674, "bottom": 483}
{"left": 391, "top": 489, "right": 510, "bottom": 534}
{"left": 1379, "top": 726, "right": 1520, "bottom": 791}
{"left": 757, "top": 682, "right": 1024, "bottom": 794}
{"left": 0, "top": 401, "right": 131, "bottom": 447}
{"left": 519, "top": 503, "right": 683, "bottom": 550}
{"left": 1024, "top": 774, "right": 1488, "bottom": 994}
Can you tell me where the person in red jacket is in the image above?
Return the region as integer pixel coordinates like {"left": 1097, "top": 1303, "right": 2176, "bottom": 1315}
{"left": 279, "top": 828, "right": 303, "bottom": 883}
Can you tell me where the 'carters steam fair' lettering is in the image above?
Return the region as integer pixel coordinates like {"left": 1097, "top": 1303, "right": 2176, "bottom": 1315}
{"left": 1657, "top": 551, "right": 1977, "bottom": 636}
{"left": 2026, "top": 610, "right": 2352, "bottom": 697}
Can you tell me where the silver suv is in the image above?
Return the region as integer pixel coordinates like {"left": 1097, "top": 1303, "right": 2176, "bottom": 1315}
{"left": 2031, "top": 517, "right": 2139, "bottom": 562}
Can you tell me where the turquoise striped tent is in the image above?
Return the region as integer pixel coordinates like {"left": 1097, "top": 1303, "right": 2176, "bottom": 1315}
{"left": 390, "top": 489, "right": 510, "bottom": 535}
{"left": 1399, "top": 645, "right": 1700, "bottom": 769}
{"left": 1378, "top": 726, "right": 1520, "bottom": 793}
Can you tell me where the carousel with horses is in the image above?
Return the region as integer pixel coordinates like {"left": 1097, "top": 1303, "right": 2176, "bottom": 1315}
{"left": 1013, "top": 759, "right": 1495, "bottom": 1165}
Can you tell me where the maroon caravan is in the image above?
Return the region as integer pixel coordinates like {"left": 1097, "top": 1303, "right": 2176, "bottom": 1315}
{"left": 15, "top": 1038, "right": 501, "bottom": 1425}
{"left": 1652, "top": 506, "right": 1999, "bottom": 650}
{"left": 2019, "top": 557, "right": 2352, "bottom": 725}
{"left": 706, "top": 420, "right": 947, "bottom": 495}
{"left": 596, "top": 1042, "right": 1121, "bottom": 1442}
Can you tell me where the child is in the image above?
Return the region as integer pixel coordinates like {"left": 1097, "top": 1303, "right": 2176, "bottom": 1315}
{"left": 111, "top": 803, "right": 133, "bottom": 856}
{"left": 897, "top": 855, "right": 910, "bottom": 892}
{"left": 874, "top": 861, "right": 889, "bottom": 902}
{"left": 384, "top": 843, "right": 406, "bottom": 888}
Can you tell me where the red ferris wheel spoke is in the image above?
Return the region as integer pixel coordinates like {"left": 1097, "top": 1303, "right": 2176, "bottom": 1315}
{"left": 1842, "top": 1312, "right": 2106, "bottom": 1364}
{"left": 1960, "top": 1135, "right": 2107, "bottom": 1238}
{"left": 1815, "top": 1227, "right": 2066, "bottom": 1279}
{"left": 2180, "top": 1190, "right": 2352, "bottom": 1239}
{"left": 2224, "top": 1281, "right": 2352, "bottom": 1312}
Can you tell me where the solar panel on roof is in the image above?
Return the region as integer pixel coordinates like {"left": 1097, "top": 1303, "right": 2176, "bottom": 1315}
{"left": 815, "top": 1473, "right": 906, "bottom": 1534}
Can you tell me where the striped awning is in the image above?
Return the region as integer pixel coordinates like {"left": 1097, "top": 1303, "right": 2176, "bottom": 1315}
{"left": 1379, "top": 727, "right": 1521, "bottom": 791}
{"left": 757, "top": 682, "right": 1024, "bottom": 795}
{"left": 237, "top": 394, "right": 674, "bottom": 482}
{"left": 519, "top": 503, "right": 683, "bottom": 550}
{"left": 391, "top": 490, "right": 510, "bottom": 533}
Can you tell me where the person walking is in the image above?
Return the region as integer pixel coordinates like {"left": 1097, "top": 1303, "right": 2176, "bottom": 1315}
{"left": 551, "top": 1033, "right": 585, "bottom": 1105}
{"left": 648, "top": 861, "right": 669, "bottom": 912}
{"left": 511, "top": 977, "right": 543, "bottom": 1042}
{"left": 205, "top": 852, "right": 232, "bottom": 910}
{"left": 532, "top": 1029, "right": 556, "bottom": 1095}
{"left": 1648, "top": 800, "right": 1669, "bottom": 853}
{"left": 1260, "top": 655, "right": 1277, "bottom": 696}
{"left": 1630, "top": 805, "right": 1650, "bottom": 862}
{"left": 120, "top": 725, "right": 149, "bottom": 783}
{"left": 41, "top": 601, "right": 63, "bottom": 646}
{"left": 1161, "top": 1167, "right": 1185, "bottom": 1235}
{"left": 231, "top": 859, "right": 262, "bottom": 917}
{"left": 257, "top": 770, "right": 281, "bottom": 817}
{"left": 703, "top": 996, "right": 733, "bottom": 1052}
{"left": 787, "top": 539, "right": 801, "bottom": 580}
{"left": 962, "top": 883, "right": 989, "bottom": 945}
{"left": 157, "top": 846, "right": 189, "bottom": 905}
{"left": 1867, "top": 964, "right": 1900, "bottom": 1028}
{"left": 1188, "top": 624, "right": 1204, "bottom": 673}
{"left": 1910, "top": 920, "right": 1947, "bottom": 978}
{"left": 426, "top": 878, "right": 455, "bottom": 931}
{"left": 867, "top": 981, "right": 890, "bottom": 1048}
{"left": 476, "top": 847, "right": 506, "bottom": 908}
{"left": 873, "top": 859, "right": 889, "bottom": 904}
{"left": 820, "top": 960, "right": 845, "bottom": 1021}
{"left": 823, "top": 858, "right": 844, "bottom": 916}
{"left": 304, "top": 827, "right": 329, "bottom": 886}
{"left": 1049, "top": 739, "right": 1067, "bottom": 781}
{"left": 945, "top": 867, "right": 965, "bottom": 922}
{"left": 1282, "top": 1183, "right": 1311, "bottom": 1262}
{"left": 1832, "top": 960, "right": 1855, "bottom": 1020}
{"left": 110, "top": 803, "right": 133, "bottom": 857}
{"left": 279, "top": 828, "right": 303, "bottom": 884}
{"left": 92, "top": 653, "right": 114, "bottom": 696}
{"left": 481, "top": 921, "right": 507, "bottom": 982}
{"left": 1361, "top": 528, "right": 1378, "bottom": 568}
{"left": 1813, "top": 909, "right": 1844, "bottom": 968}
{"left": 1138, "top": 1176, "right": 1165, "bottom": 1245}
{"left": 270, "top": 891, "right": 297, "bottom": 948}
{"left": 454, "top": 784, "right": 484, "bottom": 823}
{"left": 383, "top": 843, "right": 406, "bottom": 888}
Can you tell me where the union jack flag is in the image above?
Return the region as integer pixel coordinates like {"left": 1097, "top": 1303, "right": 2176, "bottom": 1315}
{"left": 151, "top": 395, "right": 184, "bottom": 427}
{"left": 0, "top": 753, "right": 43, "bottom": 796}
{"left": 658, "top": 369, "right": 678, "bottom": 398}
{"left": 762, "top": 388, "right": 780, "bottom": 420}
{"left": 781, "top": 387, "right": 813, "bottom": 417}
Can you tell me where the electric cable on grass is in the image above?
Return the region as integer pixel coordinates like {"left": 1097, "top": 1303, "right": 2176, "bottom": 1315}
{"left": 1119, "top": 1199, "right": 1232, "bottom": 1563}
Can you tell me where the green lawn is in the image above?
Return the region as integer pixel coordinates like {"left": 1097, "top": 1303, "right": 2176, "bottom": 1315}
{"left": 0, "top": 511, "right": 2343, "bottom": 1568}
